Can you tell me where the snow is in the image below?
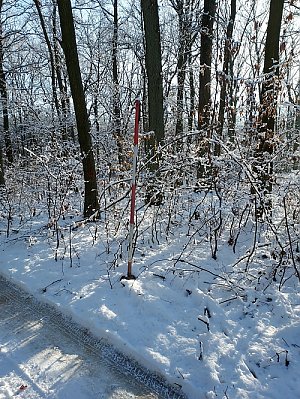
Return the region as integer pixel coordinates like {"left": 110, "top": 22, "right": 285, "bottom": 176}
{"left": 0, "top": 279, "right": 155, "bottom": 399}
{"left": 0, "top": 201, "right": 300, "bottom": 399}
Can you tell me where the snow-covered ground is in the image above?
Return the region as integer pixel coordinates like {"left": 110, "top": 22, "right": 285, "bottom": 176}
{"left": 0, "top": 277, "right": 159, "bottom": 399}
{"left": 0, "top": 201, "right": 299, "bottom": 398}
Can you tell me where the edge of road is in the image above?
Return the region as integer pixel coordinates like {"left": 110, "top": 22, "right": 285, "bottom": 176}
{"left": 0, "top": 273, "right": 187, "bottom": 399}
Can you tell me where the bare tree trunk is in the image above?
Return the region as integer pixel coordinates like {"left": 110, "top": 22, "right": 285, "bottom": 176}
{"left": 0, "top": 1, "right": 12, "bottom": 164}
{"left": 141, "top": 0, "right": 164, "bottom": 162}
{"left": 216, "top": 0, "right": 236, "bottom": 156}
{"left": 175, "top": 25, "right": 186, "bottom": 136}
{"left": 112, "top": 0, "right": 124, "bottom": 166}
{"left": 171, "top": 0, "right": 199, "bottom": 138}
{"left": 173, "top": 0, "right": 188, "bottom": 137}
{"left": 255, "top": 0, "right": 284, "bottom": 215}
{"left": 259, "top": 0, "right": 284, "bottom": 139}
{"left": 188, "top": 51, "right": 195, "bottom": 133}
{"left": 296, "top": 72, "right": 300, "bottom": 132}
{"left": 141, "top": 65, "right": 149, "bottom": 134}
{"left": 138, "top": 10, "right": 149, "bottom": 135}
{"left": 33, "top": 0, "right": 60, "bottom": 119}
{"left": 198, "top": 0, "right": 216, "bottom": 129}
{"left": 295, "top": 87, "right": 300, "bottom": 169}
{"left": 52, "top": 2, "right": 71, "bottom": 141}
{"left": 197, "top": 0, "right": 216, "bottom": 178}
{"left": 57, "top": 0, "right": 99, "bottom": 218}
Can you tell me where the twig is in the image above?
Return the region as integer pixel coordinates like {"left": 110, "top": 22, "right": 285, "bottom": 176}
{"left": 198, "top": 341, "right": 203, "bottom": 360}
{"left": 172, "top": 258, "right": 228, "bottom": 281}
{"left": 198, "top": 316, "right": 210, "bottom": 331}
{"left": 219, "top": 296, "right": 238, "bottom": 304}
{"left": 176, "top": 368, "right": 185, "bottom": 379}
{"left": 41, "top": 278, "right": 63, "bottom": 293}
{"left": 153, "top": 273, "right": 166, "bottom": 280}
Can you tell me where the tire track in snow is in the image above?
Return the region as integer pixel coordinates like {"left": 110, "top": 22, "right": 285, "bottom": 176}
{"left": 0, "top": 275, "right": 186, "bottom": 399}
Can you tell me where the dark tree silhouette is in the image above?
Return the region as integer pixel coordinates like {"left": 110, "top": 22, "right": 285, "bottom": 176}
{"left": 141, "top": 0, "right": 164, "bottom": 166}
{"left": 216, "top": 0, "right": 236, "bottom": 155}
{"left": 0, "top": 0, "right": 13, "bottom": 164}
{"left": 57, "top": 0, "right": 99, "bottom": 217}
{"left": 197, "top": 0, "right": 217, "bottom": 178}
{"left": 255, "top": 0, "right": 284, "bottom": 208}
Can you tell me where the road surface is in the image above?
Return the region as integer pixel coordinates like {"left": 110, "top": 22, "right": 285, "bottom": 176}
{"left": 0, "top": 276, "right": 182, "bottom": 399}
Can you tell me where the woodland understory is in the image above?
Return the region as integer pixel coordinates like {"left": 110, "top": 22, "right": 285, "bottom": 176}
{"left": 0, "top": 0, "right": 299, "bottom": 301}
{"left": 1, "top": 123, "right": 299, "bottom": 297}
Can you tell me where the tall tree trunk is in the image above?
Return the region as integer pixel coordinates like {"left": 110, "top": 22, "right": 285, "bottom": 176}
{"left": 294, "top": 81, "right": 300, "bottom": 169}
{"left": 171, "top": 0, "right": 198, "bottom": 139}
{"left": 187, "top": 0, "right": 199, "bottom": 133}
{"left": 139, "top": 10, "right": 149, "bottom": 135}
{"left": 175, "top": 29, "right": 186, "bottom": 136}
{"left": 141, "top": 65, "right": 149, "bottom": 134}
{"left": 0, "top": 1, "right": 12, "bottom": 164}
{"left": 141, "top": 0, "right": 164, "bottom": 166}
{"left": 57, "top": 0, "right": 99, "bottom": 218}
{"left": 198, "top": 0, "right": 216, "bottom": 129}
{"left": 227, "top": 52, "right": 237, "bottom": 141}
{"left": 112, "top": 0, "right": 124, "bottom": 166}
{"left": 188, "top": 51, "right": 195, "bottom": 133}
{"left": 174, "top": 0, "right": 188, "bottom": 137}
{"left": 33, "top": 0, "right": 60, "bottom": 120}
{"left": 259, "top": 0, "right": 284, "bottom": 138}
{"left": 197, "top": 0, "right": 216, "bottom": 178}
{"left": 216, "top": 0, "right": 236, "bottom": 156}
{"left": 255, "top": 0, "right": 284, "bottom": 215}
{"left": 52, "top": 2, "right": 71, "bottom": 141}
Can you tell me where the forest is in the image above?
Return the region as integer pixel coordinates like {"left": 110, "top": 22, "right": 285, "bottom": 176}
{"left": 0, "top": 0, "right": 299, "bottom": 398}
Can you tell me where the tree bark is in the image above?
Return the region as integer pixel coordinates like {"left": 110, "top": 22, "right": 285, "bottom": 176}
{"left": 216, "top": 0, "right": 236, "bottom": 156}
{"left": 112, "top": 0, "right": 124, "bottom": 166}
{"left": 188, "top": 51, "right": 195, "bottom": 132}
{"left": 197, "top": 0, "right": 216, "bottom": 179}
{"left": 253, "top": 0, "right": 284, "bottom": 217}
{"left": 173, "top": 0, "right": 188, "bottom": 137}
{"left": 57, "top": 0, "right": 99, "bottom": 217}
{"left": 141, "top": 0, "right": 164, "bottom": 164}
{"left": 171, "top": 0, "right": 198, "bottom": 137}
{"left": 0, "top": 0, "right": 13, "bottom": 164}
{"left": 52, "top": 3, "right": 74, "bottom": 142}
{"left": 257, "top": 0, "right": 284, "bottom": 187}
{"left": 259, "top": 0, "right": 284, "bottom": 142}
{"left": 33, "top": 0, "right": 60, "bottom": 120}
{"left": 198, "top": 0, "right": 216, "bottom": 129}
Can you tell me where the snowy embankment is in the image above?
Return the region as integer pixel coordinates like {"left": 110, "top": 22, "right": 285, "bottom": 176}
{"left": 0, "top": 214, "right": 299, "bottom": 399}
{"left": 0, "top": 276, "right": 158, "bottom": 399}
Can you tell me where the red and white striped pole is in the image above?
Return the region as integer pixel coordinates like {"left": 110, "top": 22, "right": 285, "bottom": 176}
{"left": 127, "top": 98, "right": 140, "bottom": 279}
